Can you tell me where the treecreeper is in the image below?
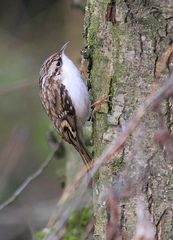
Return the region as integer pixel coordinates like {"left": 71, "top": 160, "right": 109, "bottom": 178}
{"left": 39, "top": 42, "right": 92, "bottom": 170}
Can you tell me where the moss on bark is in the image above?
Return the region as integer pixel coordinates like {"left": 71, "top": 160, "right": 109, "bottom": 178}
{"left": 85, "top": 0, "right": 173, "bottom": 239}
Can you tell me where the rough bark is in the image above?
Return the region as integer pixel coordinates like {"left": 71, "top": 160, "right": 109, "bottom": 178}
{"left": 84, "top": 0, "right": 173, "bottom": 239}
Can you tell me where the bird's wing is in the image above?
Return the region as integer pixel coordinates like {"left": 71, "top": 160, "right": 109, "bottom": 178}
{"left": 54, "top": 84, "right": 92, "bottom": 169}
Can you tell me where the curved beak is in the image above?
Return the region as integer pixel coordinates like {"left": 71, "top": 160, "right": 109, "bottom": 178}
{"left": 59, "top": 41, "right": 70, "bottom": 55}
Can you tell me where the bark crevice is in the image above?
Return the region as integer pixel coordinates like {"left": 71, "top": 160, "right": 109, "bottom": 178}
{"left": 84, "top": 0, "right": 173, "bottom": 239}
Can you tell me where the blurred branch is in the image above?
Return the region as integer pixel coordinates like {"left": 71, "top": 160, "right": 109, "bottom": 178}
{"left": 0, "top": 142, "right": 62, "bottom": 211}
{"left": 85, "top": 220, "right": 95, "bottom": 240}
{"left": 43, "top": 73, "right": 173, "bottom": 239}
{"left": 0, "top": 79, "right": 36, "bottom": 96}
{"left": 105, "top": 192, "right": 120, "bottom": 240}
{"left": 133, "top": 194, "right": 155, "bottom": 240}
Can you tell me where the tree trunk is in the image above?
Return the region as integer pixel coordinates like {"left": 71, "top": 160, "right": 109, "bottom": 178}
{"left": 84, "top": 0, "right": 173, "bottom": 239}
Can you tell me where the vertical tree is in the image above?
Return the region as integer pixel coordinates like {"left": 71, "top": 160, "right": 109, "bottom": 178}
{"left": 84, "top": 0, "right": 173, "bottom": 239}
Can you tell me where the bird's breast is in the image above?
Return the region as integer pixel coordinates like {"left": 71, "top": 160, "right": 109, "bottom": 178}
{"left": 61, "top": 53, "right": 90, "bottom": 126}
{"left": 62, "top": 75, "right": 90, "bottom": 126}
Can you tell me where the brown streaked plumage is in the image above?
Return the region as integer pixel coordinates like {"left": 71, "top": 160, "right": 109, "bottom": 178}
{"left": 39, "top": 43, "right": 92, "bottom": 170}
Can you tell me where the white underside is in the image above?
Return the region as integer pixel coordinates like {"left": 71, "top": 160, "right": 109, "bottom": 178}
{"left": 61, "top": 53, "right": 90, "bottom": 126}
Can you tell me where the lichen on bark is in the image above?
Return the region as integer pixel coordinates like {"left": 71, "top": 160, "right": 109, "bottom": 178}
{"left": 84, "top": 0, "right": 173, "bottom": 239}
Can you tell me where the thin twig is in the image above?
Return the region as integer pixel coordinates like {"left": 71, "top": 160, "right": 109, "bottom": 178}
{"left": 133, "top": 194, "right": 155, "bottom": 240}
{"left": 0, "top": 149, "right": 58, "bottom": 211}
{"left": 106, "top": 192, "right": 120, "bottom": 240}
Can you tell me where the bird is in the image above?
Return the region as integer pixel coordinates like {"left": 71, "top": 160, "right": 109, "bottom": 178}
{"left": 39, "top": 42, "right": 92, "bottom": 170}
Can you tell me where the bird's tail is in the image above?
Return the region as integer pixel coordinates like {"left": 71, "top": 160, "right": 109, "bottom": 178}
{"left": 75, "top": 139, "right": 93, "bottom": 171}
{"left": 60, "top": 122, "right": 92, "bottom": 170}
{"left": 68, "top": 131, "right": 92, "bottom": 170}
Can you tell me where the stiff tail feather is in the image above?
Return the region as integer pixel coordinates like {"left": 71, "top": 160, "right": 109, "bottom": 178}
{"left": 75, "top": 140, "right": 92, "bottom": 171}
{"left": 61, "top": 123, "right": 92, "bottom": 170}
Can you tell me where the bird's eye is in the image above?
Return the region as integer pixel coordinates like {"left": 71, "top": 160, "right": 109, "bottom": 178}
{"left": 56, "top": 59, "right": 62, "bottom": 67}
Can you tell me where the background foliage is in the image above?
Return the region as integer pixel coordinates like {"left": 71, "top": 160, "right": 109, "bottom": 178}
{"left": 0, "top": 1, "right": 84, "bottom": 239}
